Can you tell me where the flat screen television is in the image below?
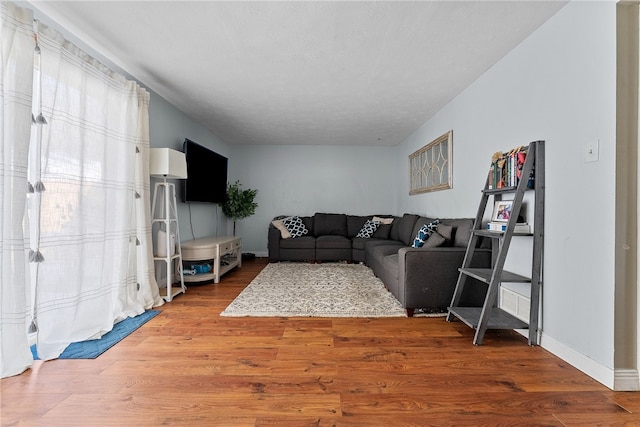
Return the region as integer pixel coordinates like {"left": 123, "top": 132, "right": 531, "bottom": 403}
{"left": 182, "top": 138, "right": 228, "bottom": 204}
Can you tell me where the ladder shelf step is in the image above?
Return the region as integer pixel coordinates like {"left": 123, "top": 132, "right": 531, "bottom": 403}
{"left": 483, "top": 186, "right": 518, "bottom": 195}
{"left": 447, "top": 307, "right": 529, "bottom": 330}
{"left": 473, "top": 229, "right": 533, "bottom": 238}
{"left": 459, "top": 268, "right": 531, "bottom": 284}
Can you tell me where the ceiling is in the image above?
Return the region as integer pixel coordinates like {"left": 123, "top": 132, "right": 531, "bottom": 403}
{"left": 32, "top": 1, "right": 567, "bottom": 146}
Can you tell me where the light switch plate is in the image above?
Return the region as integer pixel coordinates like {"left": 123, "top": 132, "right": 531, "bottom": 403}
{"left": 585, "top": 140, "right": 599, "bottom": 163}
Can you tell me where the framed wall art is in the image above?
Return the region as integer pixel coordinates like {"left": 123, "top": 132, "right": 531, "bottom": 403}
{"left": 409, "top": 130, "right": 452, "bottom": 195}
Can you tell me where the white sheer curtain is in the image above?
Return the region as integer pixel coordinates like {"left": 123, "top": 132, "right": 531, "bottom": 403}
{"left": 0, "top": 1, "right": 35, "bottom": 378}
{"left": 29, "top": 20, "right": 163, "bottom": 361}
{"left": 1, "top": 1, "right": 163, "bottom": 376}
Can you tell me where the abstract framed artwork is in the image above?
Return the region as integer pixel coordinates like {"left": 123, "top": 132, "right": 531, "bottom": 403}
{"left": 409, "top": 130, "right": 452, "bottom": 195}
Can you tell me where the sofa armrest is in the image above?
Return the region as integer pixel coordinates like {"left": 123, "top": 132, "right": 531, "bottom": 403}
{"left": 268, "top": 226, "right": 282, "bottom": 261}
{"left": 397, "top": 246, "right": 491, "bottom": 310}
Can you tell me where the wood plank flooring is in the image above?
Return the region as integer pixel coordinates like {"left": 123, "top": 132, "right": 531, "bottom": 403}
{"left": 2, "top": 258, "right": 639, "bottom": 426}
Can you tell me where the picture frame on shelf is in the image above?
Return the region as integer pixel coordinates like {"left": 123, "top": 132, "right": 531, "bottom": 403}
{"left": 491, "top": 200, "right": 513, "bottom": 222}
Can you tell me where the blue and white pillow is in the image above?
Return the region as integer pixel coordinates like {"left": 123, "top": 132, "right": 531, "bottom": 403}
{"left": 412, "top": 219, "right": 440, "bottom": 248}
{"left": 283, "top": 216, "right": 309, "bottom": 238}
{"left": 356, "top": 219, "right": 381, "bottom": 238}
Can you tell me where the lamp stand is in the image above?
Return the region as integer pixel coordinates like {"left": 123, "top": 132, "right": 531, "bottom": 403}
{"left": 151, "top": 179, "right": 186, "bottom": 301}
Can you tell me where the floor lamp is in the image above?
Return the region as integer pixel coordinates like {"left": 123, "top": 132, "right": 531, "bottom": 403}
{"left": 149, "top": 148, "right": 188, "bottom": 301}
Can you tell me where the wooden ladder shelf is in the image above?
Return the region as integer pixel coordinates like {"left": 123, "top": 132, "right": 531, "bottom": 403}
{"left": 447, "top": 140, "right": 545, "bottom": 345}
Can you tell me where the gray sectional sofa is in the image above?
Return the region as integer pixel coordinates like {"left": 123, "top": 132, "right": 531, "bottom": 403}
{"left": 268, "top": 212, "right": 491, "bottom": 315}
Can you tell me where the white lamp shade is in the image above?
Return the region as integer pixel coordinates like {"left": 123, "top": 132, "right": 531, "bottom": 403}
{"left": 149, "top": 148, "right": 188, "bottom": 179}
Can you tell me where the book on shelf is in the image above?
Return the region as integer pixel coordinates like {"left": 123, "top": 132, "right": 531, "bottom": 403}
{"left": 487, "top": 146, "right": 532, "bottom": 190}
{"left": 486, "top": 222, "right": 531, "bottom": 233}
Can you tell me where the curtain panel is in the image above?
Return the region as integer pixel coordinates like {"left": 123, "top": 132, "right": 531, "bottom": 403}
{"left": 29, "top": 20, "right": 163, "bottom": 361}
{"left": 0, "top": 1, "right": 35, "bottom": 378}
{"left": 1, "top": 2, "right": 162, "bottom": 377}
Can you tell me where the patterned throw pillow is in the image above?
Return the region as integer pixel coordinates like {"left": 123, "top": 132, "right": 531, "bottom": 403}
{"left": 282, "top": 216, "right": 309, "bottom": 238}
{"left": 356, "top": 219, "right": 381, "bottom": 238}
{"left": 412, "top": 219, "right": 440, "bottom": 248}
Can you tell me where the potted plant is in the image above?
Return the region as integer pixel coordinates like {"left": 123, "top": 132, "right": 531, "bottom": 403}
{"left": 221, "top": 180, "right": 258, "bottom": 236}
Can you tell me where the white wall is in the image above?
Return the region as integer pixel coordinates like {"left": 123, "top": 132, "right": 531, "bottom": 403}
{"left": 395, "top": 1, "right": 617, "bottom": 381}
{"left": 229, "top": 144, "right": 398, "bottom": 255}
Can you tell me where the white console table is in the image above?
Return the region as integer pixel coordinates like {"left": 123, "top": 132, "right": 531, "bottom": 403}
{"left": 181, "top": 236, "right": 242, "bottom": 284}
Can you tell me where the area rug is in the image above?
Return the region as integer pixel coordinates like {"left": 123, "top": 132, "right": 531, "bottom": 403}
{"left": 30, "top": 309, "right": 160, "bottom": 360}
{"left": 221, "top": 263, "right": 407, "bottom": 318}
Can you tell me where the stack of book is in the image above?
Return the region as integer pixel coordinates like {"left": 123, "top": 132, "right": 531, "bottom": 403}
{"left": 486, "top": 222, "right": 531, "bottom": 233}
{"left": 488, "top": 146, "right": 532, "bottom": 189}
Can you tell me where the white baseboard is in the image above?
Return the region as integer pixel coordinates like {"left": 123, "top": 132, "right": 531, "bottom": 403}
{"left": 512, "top": 327, "right": 639, "bottom": 391}
{"left": 614, "top": 369, "right": 640, "bottom": 391}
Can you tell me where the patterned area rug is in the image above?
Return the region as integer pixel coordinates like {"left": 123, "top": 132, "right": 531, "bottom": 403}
{"left": 221, "top": 263, "right": 407, "bottom": 318}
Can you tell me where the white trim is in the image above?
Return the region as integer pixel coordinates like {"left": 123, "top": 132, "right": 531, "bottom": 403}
{"left": 541, "top": 332, "right": 614, "bottom": 389}
{"left": 614, "top": 369, "right": 640, "bottom": 391}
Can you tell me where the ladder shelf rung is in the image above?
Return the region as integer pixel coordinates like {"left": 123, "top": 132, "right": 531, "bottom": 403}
{"left": 483, "top": 186, "right": 517, "bottom": 194}
{"left": 447, "top": 307, "right": 529, "bottom": 330}
{"left": 459, "top": 268, "right": 531, "bottom": 284}
{"left": 473, "top": 229, "right": 504, "bottom": 239}
{"left": 473, "top": 229, "right": 533, "bottom": 238}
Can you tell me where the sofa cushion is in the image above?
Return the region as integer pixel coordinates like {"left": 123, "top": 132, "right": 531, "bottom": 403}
{"left": 372, "top": 223, "right": 392, "bottom": 239}
{"left": 301, "top": 216, "right": 314, "bottom": 235}
{"left": 313, "top": 213, "right": 347, "bottom": 237}
{"left": 423, "top": 231, "right": 447, "bottom": 248}
{"left": 390, "top": 214, "right": 420, "bottom": 245}
{"left": 347, "top": 215, "right": 369, "bottom": 238}
{"left": 412, "top": 220, "right": 440, "bottom": 248}
{"left": 280, "top": 235, "right": 315, "bottom": 249}
{"left": 440, "top": 218, "right": 474, "bottom": 247}
{"left": 316, "top": 235, "right": 351, "bottom": 249}
{"left": 382, "top": 254, "right": 399, "bottom": 282}
{"left": 356, "top": 219, "right": 380, "bottom": 238}
{"left": 352, "top": 237, "right": 386, "bottom": 251}
{"left": 367, "top": 242, "right": 405, "bottom": 266}
{"left": 283, "top": 216, "right": 309, "bottom": 238}
{"left": 436, "top": 224, "right": 454, "bottom": 243}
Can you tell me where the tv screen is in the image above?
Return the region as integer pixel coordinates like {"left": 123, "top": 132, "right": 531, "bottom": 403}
{"left": 182, "top": 139, "right": 228, "bottom": 204}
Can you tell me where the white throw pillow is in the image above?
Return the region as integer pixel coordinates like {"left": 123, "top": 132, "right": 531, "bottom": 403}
{"left": 373, "top": 216, "right": 394, "bottom": 225}
{"left": 272, "top": 218, "right": 292, "bottom": 239}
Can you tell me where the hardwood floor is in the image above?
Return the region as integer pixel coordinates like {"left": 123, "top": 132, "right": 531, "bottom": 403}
{"left": 2, "top": 258, "right": 639, "bottom": 426}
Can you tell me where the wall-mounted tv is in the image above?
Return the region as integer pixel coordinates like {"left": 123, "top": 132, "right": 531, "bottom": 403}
{"left": 182, "top": 138, "right": 228, "bottom": 204}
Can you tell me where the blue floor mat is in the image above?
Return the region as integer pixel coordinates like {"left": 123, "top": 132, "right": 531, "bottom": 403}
{"left": 31, "top": 310, "right": 160, "bottom": 359}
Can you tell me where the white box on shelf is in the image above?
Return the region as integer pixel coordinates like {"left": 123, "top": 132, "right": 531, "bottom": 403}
{"left": 486, "top": 222, "right": 531, "bottom": 233}
{"left": 499, "top": 284, "right": 531, "bottom": 322}
{"left": 156, "top": 229, "right": 176, "bottom": 257}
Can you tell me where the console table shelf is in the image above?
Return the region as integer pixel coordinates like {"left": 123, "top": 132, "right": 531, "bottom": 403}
{"left": 181, "top": 236, "right": 242, "bottom": 284}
